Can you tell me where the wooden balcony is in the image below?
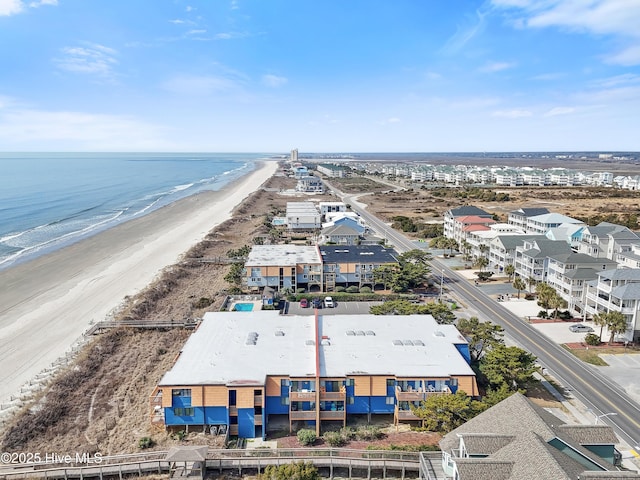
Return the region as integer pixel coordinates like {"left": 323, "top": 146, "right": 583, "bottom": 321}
{"left": 229, "top": 425, "right": 239, "bottom": 436}
{"left": 290, "top": 391, "right": 316, "bottom": 401}
{"left": 320, "top": 391, "right": 345, "bottom": 401}
{"left": 396, "top": 409, "right": 420, "bottom": 421}
{"left": 290, "top": 410, "right": 317, "bottom": 421}
{"left": 320, "top": 410, "right": 346, "bottom": 420}
{"left": 254, "top": 395, "right": 263, "bottom": 406}
{"left": 254, "top": 414, "right": 263, "bottom": 425}
{"left": 229, "top": 406, "right": 238, "bottom": 416}
{"left": 396, "top": 390, "right": 426, "bottom": 402}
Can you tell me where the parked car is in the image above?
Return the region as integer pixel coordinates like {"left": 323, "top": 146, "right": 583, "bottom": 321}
{"left": 569, "top": 324, "right": 594, "bottom": 333}
{"left": 300, "top": 298, "right": 309, "bottom": 308}
{"left": 312, "top": 298, "right": 322, "bottom": 309}
{"left": 324, "top": 296, "right": 335, "bottom": 308}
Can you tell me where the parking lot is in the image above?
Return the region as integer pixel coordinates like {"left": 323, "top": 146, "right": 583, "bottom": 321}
{"left": 286, "top": 299, "right": 382, "bottom": 315}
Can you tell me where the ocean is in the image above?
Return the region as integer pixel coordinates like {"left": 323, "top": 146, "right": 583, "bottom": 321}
{"left": 0, "top": 152, "right": 269, "bottom": 270}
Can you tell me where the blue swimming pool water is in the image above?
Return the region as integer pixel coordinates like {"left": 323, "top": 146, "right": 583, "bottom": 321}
{"left": 234, "top": 303, "right": 254, "bottom": 311}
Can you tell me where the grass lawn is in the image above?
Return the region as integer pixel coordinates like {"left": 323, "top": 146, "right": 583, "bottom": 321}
{"left": 562, "top": 344, "right": 609, "bottom": 366}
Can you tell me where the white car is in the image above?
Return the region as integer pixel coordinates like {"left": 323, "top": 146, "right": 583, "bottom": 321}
{"left": 324, "top": 296, "right": 335, "bottom": 308}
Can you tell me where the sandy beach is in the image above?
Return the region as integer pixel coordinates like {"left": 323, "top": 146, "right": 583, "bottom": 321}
{"left": 0, "top": 160, "right": 279, "bottom": 404}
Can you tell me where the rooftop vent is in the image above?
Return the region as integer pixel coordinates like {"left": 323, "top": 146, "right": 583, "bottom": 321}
{"left": 321, "top": 340, "right": 331, "bottom": 346}
{"left": 346, "top": 330, "right": 355, "bottom": 336}
{"left": 355, "top": 330, "right": 365, "bottom": 336}
{"left": 392, "top": 340, "right": 403, "bottom": 346}
{"left": 274, "top": 330, "right": 285, "bottom": 337}
{"left": 305, "top": 340, "right": 315, "bottom": 346}
{"left": 403, "top": 340, "right": 414, "bottom": 346}
{"left": 434, "top": 331, "right": 445, "bottom": 337}
{"left": 365, "top": 330, "right": 376, "bottom": 336}
{"left": 414, "top": 340, "right": 425, "bottom": 346}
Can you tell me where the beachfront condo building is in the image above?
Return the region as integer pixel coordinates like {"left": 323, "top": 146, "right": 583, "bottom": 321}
{"left": 319, "top": 244, "right": 399, "bottom": 291}
{"left": 242, "top": 244, "right": 400, "bottom": 293}
{"left": 150, "top": 311, "right": 478, "bottom": 438}
{"left": 243, "top": 245, "right": 323, "bottom": 292}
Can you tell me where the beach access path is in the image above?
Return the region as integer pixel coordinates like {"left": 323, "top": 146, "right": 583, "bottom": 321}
{"left": 0, "top": 160, "right": 278, "bottom": 404}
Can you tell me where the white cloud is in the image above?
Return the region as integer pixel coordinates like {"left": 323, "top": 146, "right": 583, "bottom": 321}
{"left": 544, "top": 106, "right": 575, "bottom": 116}
{"left": 0, "top": 0, "right": 56, "bottom": 15}
{"left": 0, "top": 0, "right": 23, "bottom": 15}
{"left": 441, "top": 8, "right": 488, "bottom": 54}
{"left": 230, "top": 0, "right": 239, "bottom": 10}
{"left": 492, "top": 109, "right": 532, "bottom": 118}
{"left": 54, "top": 43, "right": 118, "bottom": 78}
{"left": 590, "top": 73, "right": 640, "bottom": 89}
{"left": 187, "top": 29, "right": 207, "bottom": 35}
{"left": 479, "top": 61, "right": 516, "bottom": 73}
{"left": 261, "top": 74, "right": 287, "bottom": 88}
{"left": 492, "top": 0, "right": 640, "bottom": 65}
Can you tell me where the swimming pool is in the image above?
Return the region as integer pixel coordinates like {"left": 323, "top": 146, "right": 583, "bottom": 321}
{"left": 233, "top": 303, "right": 254, "bottom": 312}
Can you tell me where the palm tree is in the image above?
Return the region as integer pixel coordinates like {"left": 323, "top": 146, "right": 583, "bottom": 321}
{"left": 504, "top": 264, "right": 515, "bottom": 283}
{"left": 527, "top": 276, "right": 536, "bottom": 293}
{"left": 592, "top": 312, "right": 608, "bottom": 343}
{"left": 549, "top": 292, "right": 567, "bottom": 319}
{"left": 461, "top": 240, "right": 472, "bottom": 261}
{"left": 512, "top": 277, "right": 526, "bottom": 299}
{"left": 606, "top": 311, "right": 628, "bottom": 345}
{"left": 474, "top": 256, "right": 489, "bottom": 272}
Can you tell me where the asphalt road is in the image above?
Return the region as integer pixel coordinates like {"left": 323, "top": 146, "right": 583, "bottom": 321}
{"left": 329, "top": 181, "right": 640, "bottom": 451}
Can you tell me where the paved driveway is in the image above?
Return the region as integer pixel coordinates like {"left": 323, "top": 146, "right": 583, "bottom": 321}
{"left": 286, "top": 300, "right": 382, "bottom": 315}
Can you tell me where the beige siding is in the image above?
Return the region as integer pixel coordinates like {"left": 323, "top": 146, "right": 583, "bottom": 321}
{"left": 236, "top": 387, "right": 259, "bottom": 408}
{"left": 457, "top": 376, "right": 478, "bottom": 396}
{"left": 371, "top": 376, "right": 391, "bottom": 396}
{"left": 354, "top": 376, "right": 371, "bottom": 396}
{"left": 266, "top": 376, "right": 286, "bottom": 396}
{"left": 204, "top": 386, "right": 228, "bottom": 406}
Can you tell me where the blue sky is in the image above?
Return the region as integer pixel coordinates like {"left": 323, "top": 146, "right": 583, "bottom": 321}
{"left": 1, "top": 0, "right": 639, "bottom": 152}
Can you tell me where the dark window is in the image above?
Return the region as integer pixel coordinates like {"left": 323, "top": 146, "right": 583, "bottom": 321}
{"left": 172, "top": 389, "right": 192, "bottom": 397}
{"left": 386, "top": 379, "right": 395, "bottom": 387}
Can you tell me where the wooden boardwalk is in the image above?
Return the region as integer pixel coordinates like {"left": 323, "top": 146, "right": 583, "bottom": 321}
{"left": 0, "top": 449, "right": 444, "bottom": 480}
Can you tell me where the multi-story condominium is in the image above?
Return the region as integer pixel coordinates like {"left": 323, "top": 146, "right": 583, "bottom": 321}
{"left": 316, "top": 164, "right": 345, "bottom": 178}
{"left": 545, "top": 223, "right": 585, "bottom": 249}
{"left": 443, "top": 206, "right": 493, "bottom": 242}
{"left": 243, "top": 245, "right": 322, "bottom": 292}
{"left": 318, "top": 201, "right": 347, "bottom": 216}
{"left": 452, "top": 215, "right": 497, "bottom": 246}
{"left": 514, "top": 238, "right": 572, "bottom": 283}
{"left": 319, "top": 244, "right": 399, "bottom": 291}
{"left": 439, "top": 392, "right": 628, "bottom": 479}
{"left": 584, "top": 269, "right": 640, "bottom": 343}
{"left": 489, "top": 234, "right": 547, "bottom": 271}
{"left": 616, "top": 244, "right": 640, "bottom": 269}
{"left": 295, "top": 176, "right": 324, "bottom": 193}
{"left": 577, "top": 222, "right": 640, "bottom": 260}
{"left": 521, "top": 168, "right": 551, "bottom": 186}
{"left": 286, "top": 202, "right": 321, "bottom": 230}
{"left": 522, "top": 213, "right": 584, "bottom": 235}
{"left": 292, "top": 165, "right": 307, "bottom": 178}
{"left": 465, "top": 223, "right": 523, "bottom": 261}
{"left": 151, "top": 311, "right": 478, "bottom": 438}
{"left": 546, "top": 252, "right": 617, "bottom": 314}
{"left": 494, "top": 169, "right": 524, "bottom": 186}
{"left": 290, "top": 148, "right": 298, "bottom": 163}
{"left": 508, "top": 207, "right": 550, "bottom": 231}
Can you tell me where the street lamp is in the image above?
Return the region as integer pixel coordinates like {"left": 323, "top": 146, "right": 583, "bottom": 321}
{"left": 593, "top": 411, "right": 618, "bottom": 424}
{"left": 439, "top": 269, "right": 445, "bottom": 302}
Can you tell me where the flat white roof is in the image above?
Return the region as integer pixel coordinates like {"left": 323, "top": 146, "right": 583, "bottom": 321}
{"left": 286, "top": 201, "right": 320, "bottom": 215}
{"left": 245, "top": 245, "right": 321, "bottom": 267}
{"left": 159, "top": 311, "right": 474, "bottom": 386}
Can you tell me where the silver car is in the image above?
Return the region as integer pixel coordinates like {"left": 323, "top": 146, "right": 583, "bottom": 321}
{"left": 569, "top": 324, "right": 594, "bottom": 333}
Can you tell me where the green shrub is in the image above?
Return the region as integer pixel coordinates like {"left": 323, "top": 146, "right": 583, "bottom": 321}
{"left": 359, "top": 286, "right": 372, "bottom": 294}
{"left": 193, "top": 297, "right": 213, "bottom": 309}
{"left": 538, "top": 310, "right": 548, "bottom": 319}
{"left": 356, "top": 425, "right": 384, "bottom": 441}
{"left": 296, "top": 288, "right": 306, "bottom": 294}
{"left": 138, "top": 437, "right": 155, "bottom": 449}
{"left": 260, "top": 462, "right": 319, "bottom": 480}
{"left": 585, "top": 333, "right": 601, "bottom": 346}
{"left": 345, "top": 286, "right": 360, "bottom": 293}
{"left": 323, "top": 431, "right": 346, "bottom": 447}
{"left": 336, "top": 286, "right": 346, "bottom": 293}
{"left": 297, "top": 429, "right": 317, "bottom": 446}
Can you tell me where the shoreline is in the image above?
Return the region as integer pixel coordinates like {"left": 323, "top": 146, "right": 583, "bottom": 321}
{"left": 0, "top": 160, "right": 279, "bottom": 403}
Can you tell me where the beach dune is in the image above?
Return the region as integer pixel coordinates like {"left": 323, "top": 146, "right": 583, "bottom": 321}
{"left": 0, "top": 160, "right": 278, "bottom": 404}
